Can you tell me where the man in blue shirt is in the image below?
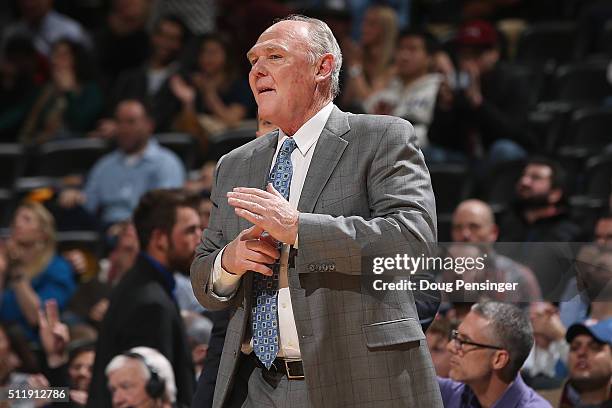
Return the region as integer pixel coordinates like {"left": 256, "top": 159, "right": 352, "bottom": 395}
{"left": 59, "top": 99, "right": 185, "bottom": 227}
{"left": 438, "top": 301, "right": 552, "bottom": 407}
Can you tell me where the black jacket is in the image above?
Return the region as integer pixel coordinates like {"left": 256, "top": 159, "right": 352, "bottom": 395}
{"left": 87, "top": 254, "right": 194, "bottom": 408}
{"left": 428, "top": 62, "right": 531, "bottom": 154}
{"left": 109, "top": 65, "right": 182, "bottom": 132}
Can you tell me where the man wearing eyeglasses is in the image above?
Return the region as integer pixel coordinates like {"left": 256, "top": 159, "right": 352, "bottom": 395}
{"left": 437, "top": 301, "right": 552, "bottom": 407}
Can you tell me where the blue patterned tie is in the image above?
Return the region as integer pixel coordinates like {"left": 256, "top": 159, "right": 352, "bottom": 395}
{"left": 252, "top": 137, "right": 297, "bottom": 368}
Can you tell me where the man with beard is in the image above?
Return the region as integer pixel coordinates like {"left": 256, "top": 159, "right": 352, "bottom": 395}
{"left": 497, "top": 157, "right": 582, "bottom": 298}
{"left": 87, "top": 189, "right": 200, "bottom": 408}
{"left": 560, "top": 319, "right": 612, "bottom": 407}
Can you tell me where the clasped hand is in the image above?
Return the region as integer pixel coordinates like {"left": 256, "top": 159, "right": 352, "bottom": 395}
{"left": 221, "top": 184, "right": 299, "bottom": 276}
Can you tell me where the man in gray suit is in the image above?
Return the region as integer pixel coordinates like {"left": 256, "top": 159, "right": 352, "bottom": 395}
{"left": 191, "top": 15, "right": 443, "bottom": 407}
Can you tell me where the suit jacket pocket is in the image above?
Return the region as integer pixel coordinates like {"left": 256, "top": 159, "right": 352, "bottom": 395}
{"left": 362, "top": 317, "right": 425, "bottom": 350}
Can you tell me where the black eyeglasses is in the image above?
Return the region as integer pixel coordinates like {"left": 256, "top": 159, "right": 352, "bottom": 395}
{"left": 450, "top": 330, "right": 504, "bottom": 354}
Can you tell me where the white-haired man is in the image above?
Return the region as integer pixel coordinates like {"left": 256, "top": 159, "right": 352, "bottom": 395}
{"left": 191, "top": 14, "right": 441, "bottom": 408}
{"left": 105, "top": 347, "right": 176, "bottom": 408}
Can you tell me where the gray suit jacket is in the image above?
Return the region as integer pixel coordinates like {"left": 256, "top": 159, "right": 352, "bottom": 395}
{"left": 191, "top": 107, "right": 443, "bottom": 407}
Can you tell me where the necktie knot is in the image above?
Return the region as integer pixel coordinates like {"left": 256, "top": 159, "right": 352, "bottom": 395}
{"left": 280, "top": 137, "right": 297, "bottom": 155}
{"left": 268, "top": 137, "right": 297, "bottom": 201}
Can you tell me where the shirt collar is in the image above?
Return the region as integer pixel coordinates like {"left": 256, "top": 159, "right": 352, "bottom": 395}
{"left": 141, "top": 252, "right": 176, "bottom": 295}
{"left": 118, "top": 139, "right": 159, "bottom": 163}
{"left": 490, "top": 374, "right": 531, "bottom": 408}
{"left": 277, "top": 102, "right": 334, "bottom": 157}
{"left": 461, "top": 375, "right": 532, "bottom": 408}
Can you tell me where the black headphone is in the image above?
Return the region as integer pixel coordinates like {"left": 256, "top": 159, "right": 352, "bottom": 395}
{"left": 123, "top": 352, "right": 166, "bottom": 400}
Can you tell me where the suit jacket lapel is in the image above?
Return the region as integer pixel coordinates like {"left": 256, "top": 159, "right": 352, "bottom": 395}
{"left": 298, "top": 106, "right": 350, "bottom": 213}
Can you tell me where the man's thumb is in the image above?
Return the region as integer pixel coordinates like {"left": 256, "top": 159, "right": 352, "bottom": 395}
{"left": 241, "top": 225, "right": 264, "bottom": 240}
{"left": 267, "top": 183, "right": 284, "bottom": 199}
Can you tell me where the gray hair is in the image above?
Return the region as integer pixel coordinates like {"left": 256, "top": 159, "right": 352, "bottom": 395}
{"left": 104, "top": 347, "right": 177, "bottom": 404}
{"left": 105, "top": 354, "right": 150, "bottom": 382}
{"left": 185, "top": 313, "right": 214, "bottom": 345}
{"left": 280, "top": 15, "right": 343, "bottom": 98}
{"left": 471, "top": 301, "right": 533, "bottom": 381}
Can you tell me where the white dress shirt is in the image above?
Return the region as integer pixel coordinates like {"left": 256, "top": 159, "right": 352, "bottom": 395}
{"left": 210, "top": 102, "right": 335, "bottom": 358}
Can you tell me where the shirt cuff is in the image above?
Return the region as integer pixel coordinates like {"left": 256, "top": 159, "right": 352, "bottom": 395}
{"left": 211, "top": 247, "right": 241, "bottom": 297}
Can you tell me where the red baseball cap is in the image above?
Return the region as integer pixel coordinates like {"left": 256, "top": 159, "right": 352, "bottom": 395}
{"left": 455, "top": 20, "right": 498, "bottom": 47}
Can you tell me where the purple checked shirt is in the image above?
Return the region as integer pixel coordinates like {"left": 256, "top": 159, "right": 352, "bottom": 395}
{"left": 437, "top": 374, "right": 552, "bottom": 408}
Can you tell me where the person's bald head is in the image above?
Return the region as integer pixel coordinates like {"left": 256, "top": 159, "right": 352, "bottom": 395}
{"left": 452, "top": 199, "right": 498, "bottom": 243}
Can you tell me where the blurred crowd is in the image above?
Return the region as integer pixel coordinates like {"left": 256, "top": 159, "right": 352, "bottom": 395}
{"left": 0, "top": 0, "right": 611, "bottom": 407}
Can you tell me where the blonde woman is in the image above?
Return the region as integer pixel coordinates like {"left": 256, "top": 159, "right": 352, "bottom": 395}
{"left": 342, "top": 5, "right": 399, "bottom": 108}
{"left": 0, "top": 202, "right": 75, "bottom": 340}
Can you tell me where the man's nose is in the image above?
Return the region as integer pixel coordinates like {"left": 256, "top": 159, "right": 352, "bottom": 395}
{"left": 446, "top": 339, "right": 458, "bottom": 354}
{"left": 250, "top": 59, "right": 268, "bottom": 77}
{"left": 112, "top": 391, "right": 125, "bottom": 407}
{"left": 79, "top": 366, "right": 90, "bottom": 378}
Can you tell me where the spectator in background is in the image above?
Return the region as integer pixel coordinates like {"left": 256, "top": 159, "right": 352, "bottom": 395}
{"left": 341, "top": 4, "right": 398, "bottom": 110}
{"left": 0, "top": 322, "right": 41, "bottom": 406}
{"left": 427, "top": 20, "right": 529, "bottom": 164}
{"left": 182, "top": 311, "right": 213, "bottom": 379}
{"left": 522, "top": 302, "right": 569, "bottom": 390}
{"left": 93, "top": 0, "right": 151, "bottom": 86}
{"left": 363, "top": 28, "right": 442, "bottom": 147}
{"left": 175, "top": 191, "right": 211, "bottom": 314}
{"left": 88, "top": 189, "right": 199, "bottom": 408}
{"left": 255, "top": 113, "right": 277, "bottom": 137}
{"left": 104, "top": 222, "right": 139, "bottom": 286}
{"left": 499, "top": 158, "right": 582, "bottom": 243}
{"left": 426, "top": 316, "right": 453, "bottom": 378}
{"left": 560, "top": 319, "right": 612, "bottom": 407}
{"left": 594, "top": 215, "right": 612, "bottom": 250}
{"left": 451, "top": 199, "right": 541, "bottom": 302}
{"left": 2, "top": 0, "right": 92, "bottom": 57}
{"left": 38, "top": 299, "right": 94, "bottom": 406}
{"left": 184, "top": 161, "right": 216, "bottom": 194}
{"left": 0, "top": 35, "right": 44, "bottom": 141}
{"left": 149, "top": 0, "right": 217, "bottom": 36}
{"left": 61, "top": 224, "right": 137, "bottom": 334}
{"left": 98, "top": 15, "right": 188, "bottom": 135}
{"left": 105, "top": 347, "right": 177, "bottom": 408}
{"left": 498, "top": 157, "right": 582, "bottom": 298}
{"left": 438, "top": 301, "right": 552, "bottom": 407}
{"left": 18, "top": 39, "right": 102, "bottom": 144}
{"left": 170, "top": 33, "right": 255, "bottom": 145}
{"left": 58, "top": 100, "right": 185, "bottom": 229}
{"left": 196, "top": 190, "right": 212, "bottom": 232}
{"left": 561, "top": 215, "right": 612, "bottom": 327}
{"left": 0, "top": 201, "right": 75, "bottom": 340}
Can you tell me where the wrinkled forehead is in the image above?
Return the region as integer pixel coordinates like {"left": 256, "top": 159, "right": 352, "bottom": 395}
{"left": 247, "top": 20, "right": 311, "bottom": 57}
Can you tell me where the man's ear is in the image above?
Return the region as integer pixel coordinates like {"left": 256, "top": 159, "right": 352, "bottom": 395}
{"left": 150, "top": 229, "right": 169, "bottom": 253}
{"left": 490, "top": 224, "right": 500, "bottom": 242}
{"left": 491, "top": 350, "right": 510, "bottom": 371}
{"left": 144, "top": 116, "right": 155, "bottom": 135}
{"left": 548, "top": 188, "right": 563, "bottom": 205}
{"left": 315, "top": 54, "right": 334, "bottom": 83}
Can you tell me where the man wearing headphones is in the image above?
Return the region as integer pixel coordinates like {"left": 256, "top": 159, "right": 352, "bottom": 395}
{"left": 105, "top": 347, "right": 177, "bottom": 408}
